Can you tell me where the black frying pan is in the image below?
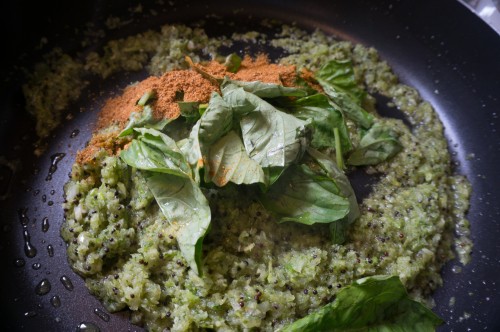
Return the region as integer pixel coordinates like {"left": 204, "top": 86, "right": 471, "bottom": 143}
{"left": 1, "top": 0, "right": 499, "bottom": 331}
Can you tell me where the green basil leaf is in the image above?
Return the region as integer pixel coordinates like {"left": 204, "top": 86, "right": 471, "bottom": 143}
{"left": 221, "top": 85, "right": 308, "bottom": 168}
{"left": 315, "top": 59, "right": 365, "bottom": 102}
{"left": 260, "top": 164, "right": 350, "bottom": 225}
{"left": 197, "top": 92, "right": 235, "bottom": 183}
{"left": 240, "top": 107, "right": 307, "bottom": 168}
{"left": 206, "top": 131, "right": 265, "bottom": 186}
{"left": 198, "top": 92, "right": 233, "bottom": 147}
{"left": 145, "top": 173, "right": 211, "bottom": 276}
{"left": 118, "top": 105, "right": 172, "bottom": 137}
{"left": 294, "top": 75, "right": 322, "bottom": 96}
{"left": 119, "top": 128, "right": 191, "bottom": 178}
{"left": 347, "top": 122, "right": 403, "bottom": 166}
{"left": 306, "top": 148, "right": 359, "bottom": 225}
{"left": 315, "top": 59, "right": 374, "bottom": 128}
{"left": 263, "top": 166, "right": 286, "bottom": 188}
{"left": 177, "top": 120, "right": 203, "bottom": 183}
{"left": 289, "top": 94, "right": 352, "bottom": 152}
{"left": 222, "top": 78, "right": 309, "bottom": 98}
{"left": 178, "top": 101, "right": 201, "bottom": 123}
{"left": 329, "top": 218, "right": 349, "bottom": 245}
{"left": 220, "top": 84, "right": 258, "bottom": 114}
{"left": 300, "top": 148, "right": 359, "bottom": 244}
{"left": 137, "top": 90, "right": 156, "bottom": 106}
{"left": 327, "top": 91, "right": 374, "bottom": 129}
{"left": 223, "top": 53, "right": 242, "bottom": 73}
{"left": 283, "top": 275, "right": 443, "bottom": 332}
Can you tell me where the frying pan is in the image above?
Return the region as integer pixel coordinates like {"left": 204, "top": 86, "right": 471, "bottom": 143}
{"left": 1, "top": 0, "right": 499, "bottom": 331}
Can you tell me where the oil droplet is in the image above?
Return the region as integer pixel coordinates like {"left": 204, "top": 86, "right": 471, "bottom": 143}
{"left": 48, "top": 201, "right": 54, "bottom": 206}
{"left": 24, "top": 311, "right": 37, "bottom": 317}
{"left": 14, "top": 258, "right": 25, "bottom": 267}
{"left": 18, "top": 208, "right": 29, "bottom": 227}
{"left": 32, "top": 263, "right": 41, "bottom": 270}
{"left": 55, "top": 317, "right": 62, "bottom": 323}
{"left": 42, "top": 217, "right": 50, "bottom": 232}
{"left": 76, "top": 322, "right": 100, "bottom": 332}
{"left": 42, "top": 194, "right": 47, "bottom": 203}
{"left": 60, "top": 275, "right": 74, "bottom": 291}
{"left": 47, "top": 245, "right": 54, "bottom": 257}
{"left": 93, "top": 308, "right": 110, "bottom": 322}
{"left": 46, "top": 153, "right": 66, "bottom": 181}
{"left": 50, "top": 189, "right": 56, "bottom": 195}
{"left": 35, "top": 279, "right": 51, "bottom": 296}
{"left": 23, "top": 229, "right": 37, "bottom": 258}
{"left": 70, "top": 129, "right": 80, "bottom": 138}
{"left": 33, "top": 189, "right": 40, "bottom": 196}
{"left": 50, "top": 295, "right": 61, "bottom": 308}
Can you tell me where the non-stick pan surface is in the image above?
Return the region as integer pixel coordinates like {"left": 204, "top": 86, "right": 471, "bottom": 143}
{"left": 1, "top": 0, "right": 499, "bottom": 331}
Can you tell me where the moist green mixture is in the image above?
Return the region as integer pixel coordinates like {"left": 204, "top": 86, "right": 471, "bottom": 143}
{"left": 30, "top": 23, "right": 472, "bottom": 331}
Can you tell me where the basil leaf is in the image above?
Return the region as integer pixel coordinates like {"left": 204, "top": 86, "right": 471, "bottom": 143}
{"left": 223, "top": 53, "right": 242, "bottom": 73}
{"left": 347, "top": 122, "right": 403, "bottom": 166}
{"left": 197, "top": 92, "right": 235, "bottom": 183}
{"left": 329, "top": 218, "right": 349, "bottom": 245}
{"left": 178, "top": 101, "right": 201, "bottom": 123}
{"left": 222, "top": 78, "right": 309, "bottom": 98}
{"left": 177, "top": 120, "right": 203, "bottom": 183}
{"left": 240, "top": 107, "right": 307, "bottom": 168}
{"left": 296, "top": 148, "right": 359, "bottom": 244}
{"left": 260, "top": 164, "right": 350, "bottom": 225}
{"left": 307, "top": 148, "right": 359, "bottom": 225}
{"left": 263, "top": 166, "right": 287, "bottom": 188}
{"left": 220, "top": 84, "right": 258, "bottom": 114}
{"left": 145, "top": 173, "right": 211, "bottom": 276}
{"left": 119, "top": 105, "right": 172, "bottom": 137}
{"left": 198, "top": 92, "right": 233, "bottom": 147}
{"left": 137, "top": 90, "right": 156, "bottom": 106}
{"left": 119, "top": 128, "right": 191, "bottom": 178}
{"left": 206, "top": 131, "right": 265, "bottom": 186}
{"left": 294, "top": 75, "right": 321, "bottom": 96}
{"left": 315, "top": 59, "right": 374, "bottom": 128}
{"left": 327, "top": 91, "right": 374, "bottom": 129}
{"left": 221, "top": 85, "right": 308, "bottom": 168}
{"left": 283, "top": 275, "right": 443, "bottom": 332}
{"left": 315, "top": 59, "right": 365, "bottom": 103}
{"left": 289, "top": 94, "right": 352, "bottom": 152}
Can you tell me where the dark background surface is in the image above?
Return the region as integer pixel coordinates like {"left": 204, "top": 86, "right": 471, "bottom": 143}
{"left": 1, "top": 0, "right": 499, "bottom": 331}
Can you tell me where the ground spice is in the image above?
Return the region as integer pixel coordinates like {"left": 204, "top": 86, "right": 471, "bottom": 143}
{"left": 79, "top": 55, "right": 306, "bottom": 165}
{"left": 233, "top": 54, "right": 297, "bottom": 86}
{"left": 96, "top": 71, "right": 218, "bottom": 130}
{"left": 97, "top": 76, "right": 160, "bottom": 130}
{"left": 76, "top": 129, "right": 125, "bottom": 165}
{"left": 199, "top": 54, "right": 298, "bottom": 86}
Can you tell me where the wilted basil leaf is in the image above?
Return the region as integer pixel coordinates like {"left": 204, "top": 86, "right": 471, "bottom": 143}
{"left": 119, "top": 106, "right": 172, "bottom": 137}
{"left": 283, "top": 275, "right": 443, "bottom": 332}
{"left": 260, "top": 164, "right": 350, "bottom": 225}
{"left": 315, "top": 59, "right": 374, "bottom": 128}
{"left": 119, "top": 128, "right": 191, "bottom": 178}
{"left": 145, "top": 173, "right": 211, "bottom": 276}
{"left": 347, "top": 122, "right": 402, "bottom": 166}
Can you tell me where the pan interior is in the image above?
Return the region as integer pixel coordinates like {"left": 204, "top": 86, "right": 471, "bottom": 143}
{"left": 1, "top": 1, "right": 499, "bottom": 331}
